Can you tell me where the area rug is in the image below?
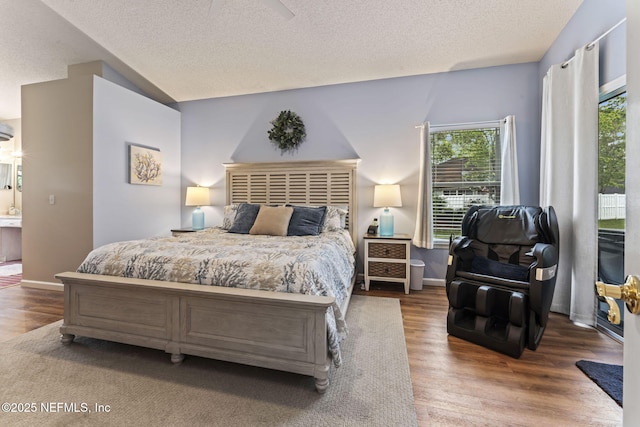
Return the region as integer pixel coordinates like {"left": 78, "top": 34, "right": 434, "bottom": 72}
{"left": 0, "top": 262, "right": 21, "bottom": 288}
{"left": 576, "top": 360, "right": 623, "bottom": 407}
{"left": 0, "top": 274, "right": 21, "bottom": 289}
{"left": 0, "top": 295, "right": 417, "bottom": 426}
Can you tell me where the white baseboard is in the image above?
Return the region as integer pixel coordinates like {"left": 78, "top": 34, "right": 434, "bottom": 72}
{"left": 423, "top": 278, "right": 445, "bottom": 287}
{"left": 355, "top": 273, "right": 445, "bottom": 288}
{"left": 21, "top": 280, "right": 64, "bottom": 292}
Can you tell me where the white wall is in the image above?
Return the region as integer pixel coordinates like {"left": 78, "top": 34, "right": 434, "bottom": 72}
{"left": 93, "top": 76, "right": 181, "bottom": 247}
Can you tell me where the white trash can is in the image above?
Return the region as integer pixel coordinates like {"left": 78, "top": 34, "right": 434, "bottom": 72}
{"left": 410, "top": 259, "right": 425, "bottom": 291}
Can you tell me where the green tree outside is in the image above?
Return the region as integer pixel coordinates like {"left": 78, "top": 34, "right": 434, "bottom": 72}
{"left": 598, "top": 93, "right": 626, "bottom": 194}
{"left": 431, "top": 128, "right": 499, "bottom": 182}
{"left": 598, "top": 92, "right": 626, "bottom": 231}
{"left": 431, "top": 127, "right": 500, "bottom": 237}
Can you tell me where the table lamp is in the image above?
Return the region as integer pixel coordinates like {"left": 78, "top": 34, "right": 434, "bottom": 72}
{"left": 185, "top": 186, "right": 211, "bottom": 230}
{"left": 373, "top": 184, "right": 402, "bottom": 236}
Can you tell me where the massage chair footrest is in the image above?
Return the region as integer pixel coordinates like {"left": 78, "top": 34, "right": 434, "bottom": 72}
{"left": 447, "top": 280, "right": 528, "bottom": 358}
{"left": 447, "top": 308, "right": 526, "bottom": 358}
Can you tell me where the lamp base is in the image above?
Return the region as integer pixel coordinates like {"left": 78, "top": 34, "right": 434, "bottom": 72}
{"left": 379, "top": 208, "right": 394, "bottom": 236}
{"left": 192, "top": 207, "right": 204, "bottom": 230}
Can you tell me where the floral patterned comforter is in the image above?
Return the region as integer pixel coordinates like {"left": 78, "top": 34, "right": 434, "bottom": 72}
{"left": 76, "top": 227, "right": 356, "bottom": 366}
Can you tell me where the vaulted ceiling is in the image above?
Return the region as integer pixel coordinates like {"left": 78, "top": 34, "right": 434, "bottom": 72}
{"left": 0, "top": 0, "right": 583, "bottom": 119}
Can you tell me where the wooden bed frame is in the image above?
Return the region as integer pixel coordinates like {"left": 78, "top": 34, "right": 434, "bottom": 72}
{"left": 55, "top": 159, "right": 359, "bottom": 393}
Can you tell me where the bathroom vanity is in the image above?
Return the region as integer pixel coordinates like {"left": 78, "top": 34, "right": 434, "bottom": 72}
{"left": 0, "top": 216, "right": 21, "bottom": 262}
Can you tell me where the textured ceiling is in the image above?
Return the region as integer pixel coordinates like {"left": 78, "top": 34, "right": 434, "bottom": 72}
{"left": 0, "top": 0, "right": 584, "bottom": 120}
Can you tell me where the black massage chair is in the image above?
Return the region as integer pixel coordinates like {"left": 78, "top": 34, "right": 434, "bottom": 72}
{"left": 445, "top": 205, "right": 559, "bottom": 358}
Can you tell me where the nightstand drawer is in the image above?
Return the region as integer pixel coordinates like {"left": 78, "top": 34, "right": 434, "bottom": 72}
{"left": 363, "top": 233, "right": 411, "bottom": 294}
{"left": 368, "top": 262, "right": 407, "bottom": 279}
{"left": 368, "top": 242, "right": 407, "bottom": 259}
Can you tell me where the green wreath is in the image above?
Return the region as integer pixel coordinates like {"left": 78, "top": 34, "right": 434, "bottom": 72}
{"left": 267, "top": 110, "right": 306, "bottom": 152}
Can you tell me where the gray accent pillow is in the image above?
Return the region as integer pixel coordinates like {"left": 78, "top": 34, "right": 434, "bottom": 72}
{"left": 287, "top": 206, "right": 327, "bottom": 236}
{"left": 228, "top": 203, "right": 261, "bottom": 234}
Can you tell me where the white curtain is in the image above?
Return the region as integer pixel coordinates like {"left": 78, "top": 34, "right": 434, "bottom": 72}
{"left": 413, "top": 122, "right": 433, "bottom": 249}
{"left": 500, "top": 115, "right": 520, "bottom": 205}
{"left": 540, "top": 43, "right": 599, "bottom": 325}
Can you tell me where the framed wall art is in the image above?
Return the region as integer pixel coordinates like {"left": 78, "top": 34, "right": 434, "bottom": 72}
{"left": 129, "top": 143, "right": 162, "bottom": 185}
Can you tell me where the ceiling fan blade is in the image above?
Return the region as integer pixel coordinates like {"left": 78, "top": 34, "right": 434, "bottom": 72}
{"left": 263, "top": 0, "right": 295, "bottom": 20}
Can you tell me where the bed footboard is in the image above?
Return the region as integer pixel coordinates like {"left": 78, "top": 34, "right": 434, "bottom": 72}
{"left": 55, "top": 272, "right": 336, "bottom": 393}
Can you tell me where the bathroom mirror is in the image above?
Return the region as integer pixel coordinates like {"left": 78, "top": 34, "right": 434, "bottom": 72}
{"left": 0, "top": 163, "right": 11, "bottom": 190}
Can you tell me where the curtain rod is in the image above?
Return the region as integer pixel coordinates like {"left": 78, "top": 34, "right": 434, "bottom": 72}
{"left": 562, "top": 17, "right": 626, "bottom": 68}
{"left": 415, "top": 118, "right": 504, "bottom": 130}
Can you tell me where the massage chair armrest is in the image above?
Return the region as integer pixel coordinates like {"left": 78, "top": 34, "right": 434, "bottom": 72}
{"left": 449, "top": 236, "right": 472, "bottom": 254}
{"left": 446, "top": 237, "right": 474, "bottom": 285}
{"left": 528, "top": 242, "right": 559, "bottom": 326}
{"left": 530, "top": 242, "right": 558, "bottom": 270}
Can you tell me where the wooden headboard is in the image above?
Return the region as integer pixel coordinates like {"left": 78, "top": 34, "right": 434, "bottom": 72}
{"left": 224, "top": 160, "right": 359, "bottom": 245}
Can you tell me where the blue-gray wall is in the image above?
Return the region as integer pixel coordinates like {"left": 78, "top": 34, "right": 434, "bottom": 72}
{"left": 539, "top": 0, "right": 626, "bottom": 83}
{"left": 179, "top": 62, "right": 540, "bottom": 279}
{"left": 93, "top": 76, "right": 181, "bottom": 247}
{"left": 532, "top": 0, "right": 626, "bottom": 208}
{"left": 178, "top": 0, "right": 627, "bottom": 281}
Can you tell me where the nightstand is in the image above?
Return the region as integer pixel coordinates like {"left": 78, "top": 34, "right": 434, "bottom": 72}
{"left": 364, "top": 233, "right": 411, "bottom": 294}
{"left": 170, "top": 228, "right": 208, "bottom": 237}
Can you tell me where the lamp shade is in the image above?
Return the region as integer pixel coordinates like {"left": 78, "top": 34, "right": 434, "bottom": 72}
{"left": 373, "top": 184, "right": 402, "bottom": 208}
{"left": 185, "top": 186, "right": 210, "bottom": 206}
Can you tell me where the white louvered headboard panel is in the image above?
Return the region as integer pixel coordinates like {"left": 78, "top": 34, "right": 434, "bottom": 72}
{"left": 224, "top": 160, "right": 359, "bottom": 245}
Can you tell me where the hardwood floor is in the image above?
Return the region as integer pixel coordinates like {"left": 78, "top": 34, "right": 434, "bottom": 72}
{"left": 354, "top": 282, "right": 623, "bottom": 427}
{"left": 1, "top": 282, "right": 623, "bottom": 426}
{"left": 0, "top": 284, "right": 64, "bottom": 342}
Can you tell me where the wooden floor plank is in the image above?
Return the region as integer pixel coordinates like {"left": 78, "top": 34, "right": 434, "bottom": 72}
{"left": 1, "top": 280, "right": 624, "bottom": 426}
{"left": 0, "top": 284, "right": 64, "bottom": 342}
{"left": 354, "top": 282, "right": 623, "bottom": 426}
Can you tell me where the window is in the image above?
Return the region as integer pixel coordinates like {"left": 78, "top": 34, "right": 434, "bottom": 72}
{"left": 431, "top": 126, "right": 501, "bottom": 239}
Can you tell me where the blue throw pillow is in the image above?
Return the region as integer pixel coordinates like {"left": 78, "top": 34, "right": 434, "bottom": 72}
{"left": 228, "top": 203, "right": 261, "bottom": 234}
{"left": 471, "top": 256, "right": 529, "bottom": 282}
{"left": 287, "top": 206, "right": 327, "bottom": 236}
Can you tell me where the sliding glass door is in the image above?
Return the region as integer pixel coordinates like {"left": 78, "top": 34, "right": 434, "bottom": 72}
{"left": 597, "top": 86, "right": 627, "bottom": 338}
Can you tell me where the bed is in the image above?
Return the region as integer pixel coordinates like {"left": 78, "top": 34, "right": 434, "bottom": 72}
{"left": 55, "top": 159, "right": 359, "bottom": 392}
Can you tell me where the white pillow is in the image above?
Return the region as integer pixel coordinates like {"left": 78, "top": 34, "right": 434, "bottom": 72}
{"left": 322, "top": 205, "right": 348, "bottom": 233}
